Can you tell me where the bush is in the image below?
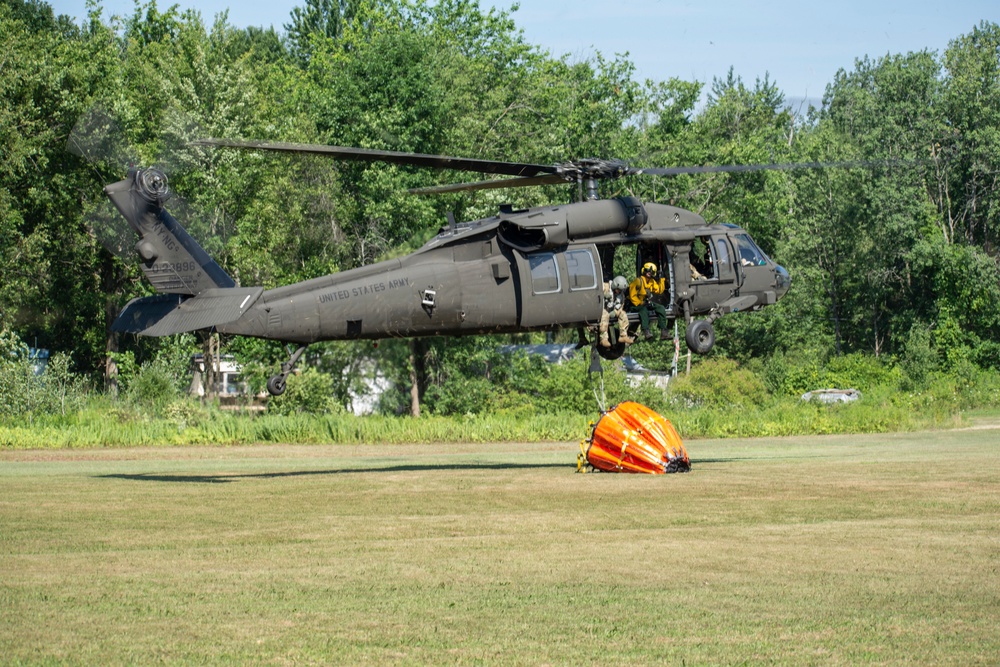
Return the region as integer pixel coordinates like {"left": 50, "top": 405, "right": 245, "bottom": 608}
{"left": 162, "top": 398, "right": 214, "bottom": 429}
{"left": 821, "top": 353, "right": 900, "bottom": 392}
{"left": 758, "top": 350, "right": 901, "bottom": 396}
{"left": 267, "top": 367, "right": 342, "bottom": 415}
{"left": 667, "top": 357, "right": 769, "bottom": 409}
{"left": 531, "top": 356, "right": 594, "bottom": 414}
{"left": 0, "top": 329, "right": 88, "bottom": 420}
{"left": 420, "top": 347, "right": 676, "bottom": 418}
{"left": 419, "top": 341, "right": 552, "bottom": 416}
{"left": 424, "top": 376, "right": 496, "bottom": 415}
{"left": 900, "top": 324, "right": 938, "bottom": 390}
{"left": 125, "top": 361, "right": 178, "bottom": 414}
{"left": 759, "top": 350, "right": 825, "bottom": 396}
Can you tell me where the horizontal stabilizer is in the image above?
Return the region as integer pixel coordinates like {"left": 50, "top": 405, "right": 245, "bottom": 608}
{"left": 113, "top": 287, "right": 263, "bottom": 337}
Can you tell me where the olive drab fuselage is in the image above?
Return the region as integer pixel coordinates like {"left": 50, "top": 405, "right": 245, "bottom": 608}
{"left": 106, "top": 167, "right": 789, "bottom": 389}
{"left": 214, "top": 197, "right": 791, "bottom": 348}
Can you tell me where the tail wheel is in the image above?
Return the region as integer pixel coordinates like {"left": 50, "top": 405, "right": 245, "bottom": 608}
{"left": 596, "top": 340, "right": 627, "bottom": 360}
{"left": 596, "top": 326, "right": 628, "bottom": 360}
{"left": 266, "top": 375, "right": 286, "bottom": 396}
{"left": 685, "top": 319, "right": 715, "bottom": 354}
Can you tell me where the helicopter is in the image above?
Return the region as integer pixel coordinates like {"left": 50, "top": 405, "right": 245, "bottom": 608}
{"left": 106, "top": 141, "right": 796, "bottom": 396}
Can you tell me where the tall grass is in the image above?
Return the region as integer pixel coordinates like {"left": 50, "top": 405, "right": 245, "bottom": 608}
{"left": 0, "top": 390, "right": 972, "bottom": 449}
{"left": 0, "top": 407, "right": 593, "bottom": 449}
{"left": 3, "top": 331, "right": 997, "bottom": 449}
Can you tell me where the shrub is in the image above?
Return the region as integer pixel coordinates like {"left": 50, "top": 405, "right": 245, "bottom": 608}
{"left": 163, "top": 398, "right": 214, "bottom": 429}
{"left": 667, "top": 357, "right": 769, "bottom": 408}
{"left": 530, "top": 355, "right": 597, "bottom": 414}
{"left": 0, "top": 329, "right": 88, "bottom": 420}
{"left": 900, "top": 324, "right": 937, "bottom": 390}
{"left": 760, "top": 350, "right": 824, "bottom": 395}
{"left": 822, "top": 353, "right": 900, "bottom": 392}
{"left": 424, "top": 376, "right": 496, "bottom": 415}
{"left": 267, "top": 367, "right": 342, "bottom": 415}
{"left": 125, "top": 361, "right": 178, "bottom": 414}
{"left": 38, "top": 353, "right": 89, "bottom": 417}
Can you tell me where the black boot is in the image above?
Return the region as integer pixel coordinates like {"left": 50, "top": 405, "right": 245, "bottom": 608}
{"left": 660, "top": 329, "right": 670, "bottom": 341}
{"left": 642, "top": 329, "right": 653, "bottom": 341}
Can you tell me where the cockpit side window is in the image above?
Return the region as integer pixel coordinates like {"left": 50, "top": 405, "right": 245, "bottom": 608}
{"left": 735, "top": 234, "right": 768, "bottom": 267}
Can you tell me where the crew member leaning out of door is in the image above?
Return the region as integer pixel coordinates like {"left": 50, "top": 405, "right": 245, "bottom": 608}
{"left": 628, "top": 262, "right": 669, "bottom": 341}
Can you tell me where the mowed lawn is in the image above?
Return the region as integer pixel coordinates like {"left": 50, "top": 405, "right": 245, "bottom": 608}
{"left": 2, "top": 428, "right": 998, "bottom": 665}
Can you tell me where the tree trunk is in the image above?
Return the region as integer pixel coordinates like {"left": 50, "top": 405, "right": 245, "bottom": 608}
{"left": 408, "top": 338, "right": 427, "bottom": 418}
{"left": 104, "top": 299, "right": 119, "bottom": 397}
{"left": 203, "top": 333, "right": 219, "bottom": 402}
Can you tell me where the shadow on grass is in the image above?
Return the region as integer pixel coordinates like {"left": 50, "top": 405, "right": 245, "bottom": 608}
{"left": 98, "top": 461, "right": 571, "bottom": 484}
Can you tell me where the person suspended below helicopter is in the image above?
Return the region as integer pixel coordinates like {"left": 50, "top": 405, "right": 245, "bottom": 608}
{"left": 599, "top": 275, "right": 634, "bottom": 348}
{"left": 629, "top": 262, "right": 669, "bottom": 341}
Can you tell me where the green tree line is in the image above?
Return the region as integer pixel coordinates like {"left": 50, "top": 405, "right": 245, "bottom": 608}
{"left": 2, "top": 0, "right": 999, "bottom": 418}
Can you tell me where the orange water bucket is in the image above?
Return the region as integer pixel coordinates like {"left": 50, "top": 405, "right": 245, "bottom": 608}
{"left": 581, "top": 401, "right": 690, "bottom": 473}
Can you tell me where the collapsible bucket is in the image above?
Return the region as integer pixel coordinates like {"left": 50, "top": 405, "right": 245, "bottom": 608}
{"left": 581, "top": 401, "right": 690, "bottom": 473}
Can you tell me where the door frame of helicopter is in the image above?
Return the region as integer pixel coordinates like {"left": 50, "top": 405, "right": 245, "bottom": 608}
{"left": 589, "top": 229, "right": 748, "bottom": 349}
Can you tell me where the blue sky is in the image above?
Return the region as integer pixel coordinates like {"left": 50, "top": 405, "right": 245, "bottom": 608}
{"left": 47, "top": 0, "right": 997, "bottom": 105}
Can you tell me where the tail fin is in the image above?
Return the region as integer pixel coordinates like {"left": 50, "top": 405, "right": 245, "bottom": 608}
{"left": 104, "top": 168, "right": 234, "bottom": 295}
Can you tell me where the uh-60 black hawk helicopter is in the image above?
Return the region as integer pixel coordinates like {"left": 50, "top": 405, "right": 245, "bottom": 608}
{"left": 107, "top": 140, "right": 799, "bottom": 396}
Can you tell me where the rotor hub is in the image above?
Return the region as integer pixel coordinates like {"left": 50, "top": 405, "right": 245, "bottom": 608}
{"left": 136, "top": 167, "right": 170, "bottom": 203}
{"left": 558, "top": 158, "right": 636, "bottom": 182}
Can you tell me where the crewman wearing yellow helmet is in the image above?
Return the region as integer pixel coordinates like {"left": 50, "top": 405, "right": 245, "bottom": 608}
{"left": 628, "top": 262, "right": 669, "bottom": 340}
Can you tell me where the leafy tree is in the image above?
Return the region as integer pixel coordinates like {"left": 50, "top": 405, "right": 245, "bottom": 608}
{"left": 284, "top": 0, "right": 359, "bottom": 65}
{"left": 938, "top": 21, "right": 1000, "bottom": 252}
{"left": 2, "top": 2, "right": 998, "bottom": 414}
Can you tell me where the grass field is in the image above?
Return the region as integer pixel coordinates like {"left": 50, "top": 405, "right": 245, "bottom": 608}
{"left": 2, "top": 427, "right": 999, "bottom": 665}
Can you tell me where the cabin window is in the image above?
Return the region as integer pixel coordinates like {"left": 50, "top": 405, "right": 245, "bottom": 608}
{"left": 691, "top": 238, "right": 715, "bottom": 279}
{"left": 734, "top": 234, "right": 768, "bottom": 267}
{"left": 565, "top": 249, "right": 597, "bottom": 291}
{"left": 529, "top": 253, "right": 561, "bottom": 294}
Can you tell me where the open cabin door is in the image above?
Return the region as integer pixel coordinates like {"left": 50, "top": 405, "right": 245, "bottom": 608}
{"left": 636, "top": 242, "right": 675, "bottom": 316}
{"left": 515, "top": 245, "right": 604, "bottom": 328}
{"left": 689, "top": 234, "right": 739, "bottom": 306}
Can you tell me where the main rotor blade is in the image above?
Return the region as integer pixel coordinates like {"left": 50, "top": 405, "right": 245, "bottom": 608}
{"left": 193, "top": 139, "right": 558, "bottom": 178}
{"left": 408, "top": 174, "right": 569, "bottom": 195}
{"left": 639, "top": 160, "right": 895, "bottom": 176}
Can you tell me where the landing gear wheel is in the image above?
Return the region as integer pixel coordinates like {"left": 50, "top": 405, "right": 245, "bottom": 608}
{"left": 596, "top": 328, "right": 628, "bottom": 360}
{"left": 266, "top": 375, "right": 286, "bottom": 397}
{"left": 685, "top": 319, "right": 715, "bottom": 355}
{"left": 596, "top": 341, "right": 626, "bottom": 360}
{"left": 266, "top": 344, "right": 308, "bottom": 397}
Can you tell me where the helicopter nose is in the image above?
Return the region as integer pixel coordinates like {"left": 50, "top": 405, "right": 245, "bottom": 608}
{"left": 774, "top": 264, "right": 791, "bottom": 299}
